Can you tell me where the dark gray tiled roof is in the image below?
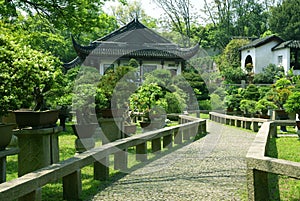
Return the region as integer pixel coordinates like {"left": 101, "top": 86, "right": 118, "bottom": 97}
{"left": 239, "top": 35, "right": 284, "bottom": 50}
{"left": 272, "top": 40, "right": 300, "bottom": 50}
{"left": 65, "top": 19, "right": 199, "bottom": 68}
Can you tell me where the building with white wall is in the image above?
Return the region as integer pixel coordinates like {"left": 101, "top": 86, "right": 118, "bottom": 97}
{"left": 240, "top": 35, "right": 300, "bottom": 74}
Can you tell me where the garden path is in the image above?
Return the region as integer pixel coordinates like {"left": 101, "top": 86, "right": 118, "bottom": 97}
{"left": 91, "top": 121, "right": 256, "bottom": 201}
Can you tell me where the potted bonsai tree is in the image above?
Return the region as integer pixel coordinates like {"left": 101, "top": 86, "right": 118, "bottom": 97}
{"left": 3, "top": 40, "right": 64, "bottom": 129}
{"left": 71, "top": 66, "right": 100, "bottom": 139}
{"left": 96, "top": 65, "right": 136, "bottom": 118}
{"left": 239, "top": 99, "right": 257, "bottom": 117}
{"left": 284, "top": 91, "right": 300, "bottom": 138}
{"left": 129, "top": 83, "right": 168, "bottom": 131}
{"left": 255, "top": 98, "right": 278, "bottom": 119}
{"left": 96, "top": 65, "right": 138, "bottom": 142}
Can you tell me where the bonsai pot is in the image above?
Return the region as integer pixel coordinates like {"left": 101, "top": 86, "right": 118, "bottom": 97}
{"left": 124, "top": 124, "right": 137, "bottom": 135}
{"left": 0, "top": 123, "right": 16, "bottom": 150}
{"left": 71, "top": 123, "right": 98, "bottom": 139}
{"left": 96, "top": 108, "right": 124, "bottom": 118}
{"left": 14, "top": 109, "right": 59, "bottom": 129}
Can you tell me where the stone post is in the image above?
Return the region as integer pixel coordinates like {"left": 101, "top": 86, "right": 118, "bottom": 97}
{"left": 163, "top": 131, "right": 173, "bottom": 149}
{"left": 151, "top": 138, "right": 161, "bottom": 153}
{"left": 0, "top": 148, "right": 19, "bottom": 183}
{"left": 94, "top": 157, "right": 109, "bottom": 181}
{"left": 136, "top": 142, "right": 147, "bottom": 162}
{"left": 14, "top": 126, "right": 62, "bottom": 201}
{"left": 174, "top": 128, "right": 182, "bottom": 144}
{"left": 252, "top": 122, "right": 259, "bottom": 132}
{"left": 247, "top": 169, "right": 270, "bottom": 201}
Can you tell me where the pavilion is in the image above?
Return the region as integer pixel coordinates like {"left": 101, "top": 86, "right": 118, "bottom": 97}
{"left": 64, "top": 18, "right": 199, "bottom": 77}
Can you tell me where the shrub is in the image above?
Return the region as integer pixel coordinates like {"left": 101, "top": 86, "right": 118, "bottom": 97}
{"left": 284, "top": 92, "right": 300, "bottom": 115}
{"left": 240, "top": 99, "right": 257, "bottom": 115}
{"left": 255, "top": 99, "right": 278, "bottom": 115}
{"left": 253, "top": 64, "right": 284, "bottom": 84}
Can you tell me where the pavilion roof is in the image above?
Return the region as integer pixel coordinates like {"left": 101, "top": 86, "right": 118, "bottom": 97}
{"left": 64, "top": 19, "right": 199, "bottom": 68}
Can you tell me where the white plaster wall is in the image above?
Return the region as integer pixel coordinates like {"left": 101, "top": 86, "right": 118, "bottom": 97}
{"left": 254, "top": 41, "right": 280, "bottom": 73}
{"left": 273, "top": 48, "right": 290, "bottom": 73}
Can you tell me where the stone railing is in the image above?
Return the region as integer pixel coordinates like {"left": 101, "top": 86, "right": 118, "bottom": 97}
{"left": 209, "top": 111, "right": 269, "bottom": 132}
{"left": 209, "top": 112, "right": 300, "bottom": 200}
{"left": 246, "top": 122, "right": 300, "bottom": 200}
{"left": 0, "top": 115, "right": 206, "bottom": 201}
{"left": 209, "top": 112, "right": 296, "bottom": 137}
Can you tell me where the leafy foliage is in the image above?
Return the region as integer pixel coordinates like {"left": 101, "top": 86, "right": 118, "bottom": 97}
{"left": 239, "top": 99, "right": 257, "bottom": 115}
{"left": 253, "top": 64, "right": 285, "bottom": 84}
{"left": 255, "top": 99, "right": 277, "bottom": 115}
{"left": 284, "top": 92, "right": 300, "bottom": 115}
{"left": 0, "top": 31, "right": 63, "bottom": 113}
{"left": 269, "top": 0, "right": 300, "bottom": 40}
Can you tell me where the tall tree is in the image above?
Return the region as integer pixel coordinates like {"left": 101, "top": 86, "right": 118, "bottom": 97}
{"left": 269, "top": 0, "right": 300, "bottom": 40}
{"left": 111, "top": 0, "right": 157, "bottom": 28}
{"left": 153, "top": 0, "right": 192, "bottom": 47}
{"left": 202, "top": 0, "right": 269, "bottom": 49}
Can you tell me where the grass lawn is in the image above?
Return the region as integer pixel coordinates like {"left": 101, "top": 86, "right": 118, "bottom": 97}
{"left": 268, "top": 137, "right": 300, "bottom": 200}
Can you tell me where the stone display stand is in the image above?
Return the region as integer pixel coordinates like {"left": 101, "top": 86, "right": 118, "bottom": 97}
{"left": 94, "top": 117, "right": 127, "bottom": 180}
{"left": 14, "top": 126, "right": 62, "bottom": 201}
{"left": 98, "top": 118, "right": 123, "bottom": 143}
{"left": 0, "top": 148, "right": 19, "bottom": 183}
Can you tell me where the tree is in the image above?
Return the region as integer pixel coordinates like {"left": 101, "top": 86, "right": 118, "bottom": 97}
{"left": 111, "top": 0, "right": 157, "bottom": 28}
{"left": 269, "top": 0, "right": 300, "bottom": 40}
{"left": 0, "top": 27, "right": 63, "bottom": 111}
{"left": 153, "top": 0, "right": 192, "bottom": 47}
{"left": 0, "top": 0, "right": 119, "bottom": 46}
{"left": 202, "top": 0, "right": 269, "bottom": 49}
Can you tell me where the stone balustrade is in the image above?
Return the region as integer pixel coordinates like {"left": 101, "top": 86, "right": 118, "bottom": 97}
{"left": 0, "top": 115, "right": 206, "bottom": 201}
{"left": 246, "top": 121, "right": 300, "bottom": 201}
{"left": 209, "top": 111, "right": 300, "bottom": 200}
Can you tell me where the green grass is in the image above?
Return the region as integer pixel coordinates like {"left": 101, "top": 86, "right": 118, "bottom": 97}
{"left": 200, "top": 113, "right": 210, "bottom": 119}
{"left": 268, "top": 137, "right": 300, "bottom": 200}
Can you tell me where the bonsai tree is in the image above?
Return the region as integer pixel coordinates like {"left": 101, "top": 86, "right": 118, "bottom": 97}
{"left": 129, "top": 83, "right": 167, "bottom": 122}
{"left": 96, "top": 65, "right": 136, "bottom": 112}
{"left": 0, "top": 33, "right": 63, "bottom": 112}
{"left": 266, "top": 78, "right": 294, "bottom": 109}
{"left": 240, "top": 99, "right": 257, "bottom": 116}
{"left": 224, "top": 90, "right": 243, "bottom": 113}
{"left": 284, "top": 92, "right": 300, "bottom": 118}
{"left": 284, "top": 92, "right": 300, "bottom": 137}
{"left": 255, "top": 99, "right": 278, "bottom": 116}
{"left": 72, "top": 66, "right": 101, "bottom": 125}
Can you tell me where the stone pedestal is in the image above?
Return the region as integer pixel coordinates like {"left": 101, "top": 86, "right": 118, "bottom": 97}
{"left": 98, "top": 118, "right": 123, "bottom": 144}
{"left": 75, "top": 138, "right": 95, "bottom": 153}
{"left": 14, "top": 126, "right": 62, "bottom": 201}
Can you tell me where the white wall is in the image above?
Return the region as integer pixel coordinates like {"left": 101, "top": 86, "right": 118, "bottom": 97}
{"left": 254, "top": 41, "right": 280, "bottom": 73}
{"left": 273, "top": 48, "right": 290, "bottom": 73}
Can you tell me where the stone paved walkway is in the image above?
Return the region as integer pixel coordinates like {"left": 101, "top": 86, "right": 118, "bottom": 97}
{"left": 91, "top": 121, "right": 256, "bottom": 201}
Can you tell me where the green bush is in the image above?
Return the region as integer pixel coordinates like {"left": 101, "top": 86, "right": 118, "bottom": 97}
{"left": 253, "top": 64, "right": 284, "bottom": 84}
{"left": 284, "top": 92, "right": 300, "bottom": 115}
{"left": 198, "top": 100, "right": 212, "bottom": 110}
{"left": 255, "top": 99, "right": 278, "bottom": 115}
{"left": 240, "top": 99, "right": 257, "bottom": 115}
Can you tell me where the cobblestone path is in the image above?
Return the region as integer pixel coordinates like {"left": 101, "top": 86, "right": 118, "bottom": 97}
{"left": 91, "top": 121, "right": 256, "bottom": 201}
